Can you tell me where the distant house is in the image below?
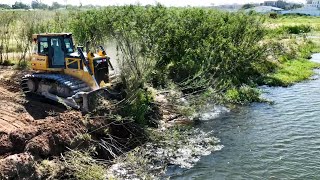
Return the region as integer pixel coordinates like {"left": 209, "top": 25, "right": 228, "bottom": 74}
{"left": 306, "top": 0, "right": 320, "bottom": 8}
{"left": 212, "top": 4, "right": 243, "bottom": 11}
{"left": 247, "top": 6, "right": 284, "bottom": 14}
{"left": 263, "top": 0, "right": 286, "bottom": 9}
{"left": 281, "top": 6, "right": 320, "bottom": 16}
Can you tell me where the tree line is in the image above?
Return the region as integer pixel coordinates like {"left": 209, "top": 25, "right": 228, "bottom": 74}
{"left": 0, "top": 1, "right": 72, "bottom": 10}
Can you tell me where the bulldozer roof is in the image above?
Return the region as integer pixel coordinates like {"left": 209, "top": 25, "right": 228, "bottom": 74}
{"left": 32, "top": 33, "right": 72, "bottom": 39}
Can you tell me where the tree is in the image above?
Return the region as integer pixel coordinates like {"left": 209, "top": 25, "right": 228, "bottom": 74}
{"left": 50, "top": 2, "right": 63, "bottom": 10}
{"left": 31, "top": 0, "right": 48, "bottom": 9}
{"left": 12, "top": 2, "right": 30, "bottom": 9}
{"left": 0, "top": 4, "right": 11, "bottom": 9}
{"left": 241, "top": 4, "right": 255, "bottom": 9}
{"left": 31, "top": 1, "right": 39, "bottom": 9}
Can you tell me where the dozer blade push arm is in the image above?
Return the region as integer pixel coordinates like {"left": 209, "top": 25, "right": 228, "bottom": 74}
{"left": 99, "top": 45, "right": 114, "bottom": 71}
{"left": 77, "top": 47, "right": 100, "bottom": 89}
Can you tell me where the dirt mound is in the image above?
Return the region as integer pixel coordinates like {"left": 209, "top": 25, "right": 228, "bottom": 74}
{"left": 0, "top": 111, "right": 86, "bottom": 158}
{"left": 0, "top": 67, "right": 87, "bottom": 158}
{"left": 0, "top": 67, "right": 144, "bottom": 179}
{"left": 0, "top": 153, "right": 38, "bottom": 180}
{"left": 0, "top": 133, "right": 13, "bottom": 156}
{"left": 0, "top": 67, "right": 92, "bottom": 179}
{"left": 25, "top": 111, "right": 86, "bottom": 157}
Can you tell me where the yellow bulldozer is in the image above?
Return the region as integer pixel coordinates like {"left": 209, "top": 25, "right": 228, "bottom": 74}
{"left": 21, "top": 33, "right": 116, "bottom": 112}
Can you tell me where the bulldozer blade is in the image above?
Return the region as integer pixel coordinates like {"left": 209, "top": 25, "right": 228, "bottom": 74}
{"left": 79, "top": 87, "right": 122, "bottom": 112}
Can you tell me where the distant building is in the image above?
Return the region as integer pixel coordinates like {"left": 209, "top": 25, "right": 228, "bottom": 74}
{"left": 247, "top": 6, "right": 284, "bottom": 14}
{"left": 281, "top": 6, "right": 320, "bottom": 16}
{"left": 306, "top": 0, "right": 320, "bottom": 8}
{"left": 263, "top": 0, "right": 286, "bottom": 9}
{"left": 213, "top": 4, "right": 243, "bottom": 10}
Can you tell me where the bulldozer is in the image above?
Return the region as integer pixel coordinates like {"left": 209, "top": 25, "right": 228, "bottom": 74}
{"left": 21, "top": 33, "right": 116, "bottom": 112}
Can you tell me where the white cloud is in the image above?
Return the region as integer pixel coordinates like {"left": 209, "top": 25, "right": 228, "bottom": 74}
{"left": 1, "top": 0, "right": 306, "bottom": 6}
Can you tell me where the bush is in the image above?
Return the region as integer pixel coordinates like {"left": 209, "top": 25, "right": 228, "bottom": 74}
{"left": 71, "top": 6, "right": 271, "bottom": 92}
{"left": 1, "top": 60, "right": 14, "bottom": 66}
{"left": 121, "top": 88, "right": 154, "bottom": 125}
{"left": 224, "top": 86, "right": 262, "bottom": 104}
{"left": 16, "top": 60, "right": 29, "bottom": 69}
{"left": 269, "top": 12, "right": 278, "bottom": 19}
{"left": 63, "top": 151, "right": 106, "bottom": 180}
{"left": 283, "top": 25, "right": 312, "bottom": 34}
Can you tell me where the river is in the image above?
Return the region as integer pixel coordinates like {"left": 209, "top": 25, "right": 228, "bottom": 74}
{"left": 168, "top": 53, "right": 320, "bottom": 179}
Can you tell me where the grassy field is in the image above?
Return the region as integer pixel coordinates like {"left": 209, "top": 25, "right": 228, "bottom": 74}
{"left": 262, "top": 15, "right": 320, "bottom": 87}
{"left": 267, "top": 16, "right": 320, "bottom": 29}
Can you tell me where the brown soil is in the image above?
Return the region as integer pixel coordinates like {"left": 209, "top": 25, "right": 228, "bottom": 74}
{"left": 0, "top": 66, "right": 150, "bottom": 179}
{"left": 0, "top": 66, "right": 89, "bottom": 178}
{"left": 0, "top": 153, "right": 38, "bottom": 179}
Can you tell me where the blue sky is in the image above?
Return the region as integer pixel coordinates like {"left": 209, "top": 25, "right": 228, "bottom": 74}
{"left": 2, "top": 0, "right": 306, "bottom": 6}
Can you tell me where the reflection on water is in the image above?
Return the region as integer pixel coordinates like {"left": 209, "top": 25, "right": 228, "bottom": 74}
{"left": 169, "top": 53, "right": 320, "bottom": 179}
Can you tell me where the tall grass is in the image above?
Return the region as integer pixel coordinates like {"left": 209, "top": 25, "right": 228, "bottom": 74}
{"left": 0, "top": 10, "right": 71, "bottom": 66}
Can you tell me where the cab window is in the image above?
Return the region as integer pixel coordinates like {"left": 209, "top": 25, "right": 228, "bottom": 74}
{"left": 32, "top": 43, "right": 38, "bottom": 54}
{"left": 39, "top": 37, "right": 49, "bottom": 55}
{"left": 64, "top": 38, "right": 74, "bottom": 53}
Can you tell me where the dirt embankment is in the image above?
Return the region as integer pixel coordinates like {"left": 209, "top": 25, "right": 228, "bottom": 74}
{"left": 0, "top": 66, "right": 148, "bottom": 179}
{"left": 0, "top": 66, "right": 89, "bottom": 179}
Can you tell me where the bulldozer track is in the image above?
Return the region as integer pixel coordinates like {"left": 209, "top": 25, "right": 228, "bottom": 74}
{"left": 22, "top": 74, "right": 92, "bottom": 102}
{"left": 21, "top": 73, "right": 92, "bottom": 96}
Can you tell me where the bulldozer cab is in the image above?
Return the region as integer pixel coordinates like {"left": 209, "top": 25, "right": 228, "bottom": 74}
{"left": 33, "top": 33, "right": 74, "bottom": 68}
{"left": 28, "top": 33, "right": 116, "bottom": 112}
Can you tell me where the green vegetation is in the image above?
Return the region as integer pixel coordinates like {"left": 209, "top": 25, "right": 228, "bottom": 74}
{"left": 0, "top": 4, "right": 11, "bottom": 9}
{"left": 256, "top": 14, "right": 320, "bottom": 88}
{"left": 1, "top": 6, "right": 320, "bottom": 180}
{"left": 0, "top": 1, "right": 66, "bottom": 10}
{"left": 12, "top": 2, "right": 30, "bottom": 10}
{"left": 265, "top": 59, "right": 320, "bottom": 86}
{"left": 263, "top": 39, "right": 320, "bottom": 86}
{"left": 284, "top": 25, "right": 312, "bottom": 34}
{"left": 0, "top": 7, "right": 319, "bottom": 106}
{"left": 69, "top": 6, "right": 275, "bottom": 108}
{"left": 241, "top": 3, "right": 255, "bottom": 9}
{"left": 225, "top": 86, "right": 263, "bottom": 104}
{"left": 63, "top": 151, "right": 106, "bottom": 180}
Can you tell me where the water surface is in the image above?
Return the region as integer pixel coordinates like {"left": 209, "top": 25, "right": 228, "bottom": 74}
{"left": 169, "top": 53, "right": 320, "bottom": 179}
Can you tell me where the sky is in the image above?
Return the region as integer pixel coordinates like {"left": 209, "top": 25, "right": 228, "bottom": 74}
{"left": 1, "top": 0, "right": 306, "bottom": 7}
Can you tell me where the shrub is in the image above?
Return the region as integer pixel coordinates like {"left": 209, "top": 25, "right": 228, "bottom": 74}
{"left": 283, "top": 25, "right": 312, "bottom": 34}
{"left": 121, "top": 88, "right": 154, "bottom": 125}
{"left": 269, "top": 12, "right": 278, "bottom": 19}
{"left": 225, "top": 86, "right": 262, "bottom": 104}
{"left": 16, "top": 60, "right": 29, "bottom": 69}
{"left": 71, "top": 6, "right": 271, "bottom": 91}
{"left": 1, "top": 60, "right": 14, "bottom": 66}
{"left": 63, "top": 151, "right": 106, "bottom": 180}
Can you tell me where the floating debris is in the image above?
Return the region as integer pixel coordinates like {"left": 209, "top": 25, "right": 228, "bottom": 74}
{"left": 107, "top": 128, "right": 223, "bottom": 179}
